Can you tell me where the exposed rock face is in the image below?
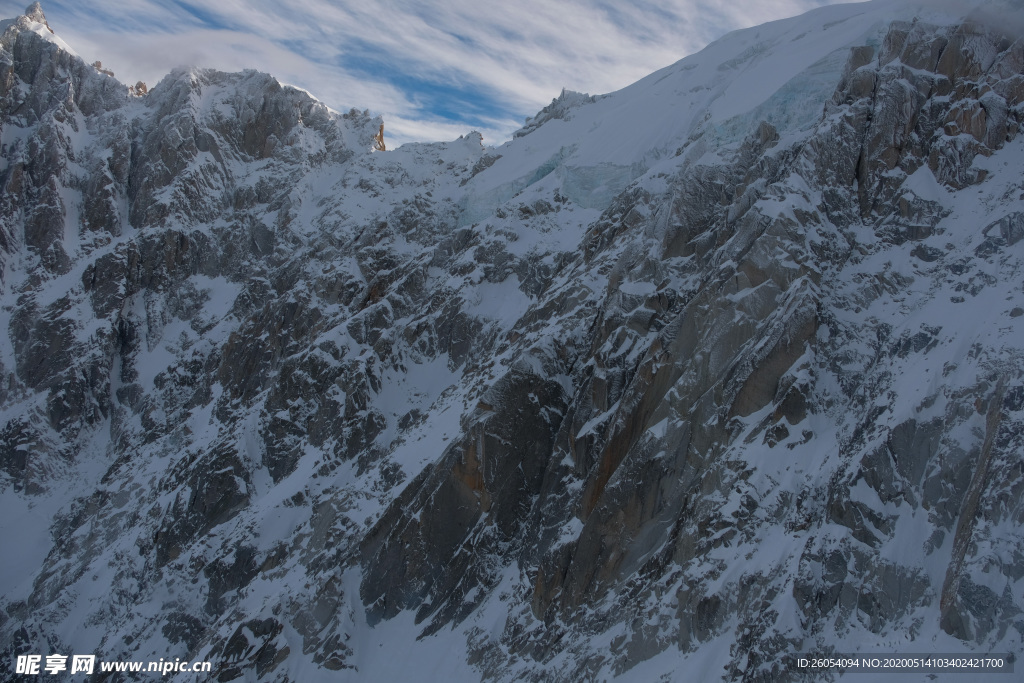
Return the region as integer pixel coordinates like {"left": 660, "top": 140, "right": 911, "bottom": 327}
{"left": 1, "top": 2, "right": 1023, "bottom": 682}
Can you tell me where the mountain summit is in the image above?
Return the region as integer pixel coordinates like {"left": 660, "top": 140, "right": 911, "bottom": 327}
{"left": 24, "top": 2, "right": 46, "bottom": 24}
{"left": 1, "top": 1, "right": 1022, "bottom": 681}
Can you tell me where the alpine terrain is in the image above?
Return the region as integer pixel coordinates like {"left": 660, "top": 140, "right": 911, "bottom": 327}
{"left": 1, "top": 1, "right": 1023, "bottom": 680}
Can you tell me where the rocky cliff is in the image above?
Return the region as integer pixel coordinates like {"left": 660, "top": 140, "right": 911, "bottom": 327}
{"left": 1, "top": 1, "right": 1023, "bottom": 681}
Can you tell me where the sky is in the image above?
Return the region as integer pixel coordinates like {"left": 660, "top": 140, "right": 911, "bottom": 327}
{"left": 1, "top": 0, "right": 867, "bottom": 146}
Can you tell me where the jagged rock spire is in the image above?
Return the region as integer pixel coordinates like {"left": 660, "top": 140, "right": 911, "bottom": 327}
{"left": 23, "top": 2, "right": 53, "bottom": 33}
{"left": 25, "top": 2, "right": 45, "bottom": 22}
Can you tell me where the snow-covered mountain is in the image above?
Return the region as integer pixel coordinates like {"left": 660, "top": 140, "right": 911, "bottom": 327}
{"left": 1, "top": 1, "right": 1023, "bottom": 680}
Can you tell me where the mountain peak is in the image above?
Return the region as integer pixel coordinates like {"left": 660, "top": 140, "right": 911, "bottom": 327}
{"left": 1, "top": 2, "right": 77, "bottom": 57}
{"left": 23, "top": 2, "right": 51, "bottom": 31}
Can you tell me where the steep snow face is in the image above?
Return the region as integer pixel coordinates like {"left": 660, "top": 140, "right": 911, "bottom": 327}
{"left": 1, "top": 1, "right": 1024, "bottom": 682}
{"left": 459, "top": 0, "right": 981, "bottom": 217}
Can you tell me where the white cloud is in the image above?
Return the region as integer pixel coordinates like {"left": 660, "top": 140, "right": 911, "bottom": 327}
{"left": 0, "top": 0, "right": 866, "bottom": 145}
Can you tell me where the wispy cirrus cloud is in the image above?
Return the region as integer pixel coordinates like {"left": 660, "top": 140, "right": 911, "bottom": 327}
{"left": 0, "top": 0, "right": 865, "bottom": 145}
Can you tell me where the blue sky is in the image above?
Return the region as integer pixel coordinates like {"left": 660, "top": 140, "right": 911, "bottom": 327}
{"left": 1, "top": 0, "right": 864, "bottom": 146}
